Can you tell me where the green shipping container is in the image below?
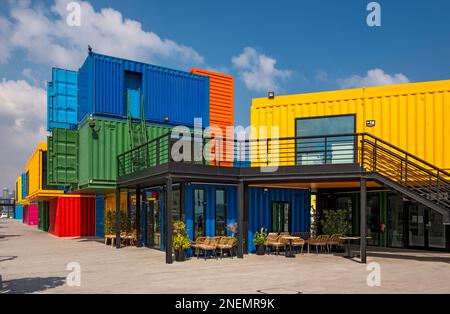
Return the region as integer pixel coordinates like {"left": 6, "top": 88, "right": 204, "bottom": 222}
{"left": 47, "top": 128, "right": 78, "bottom": 186}
{"left": 78, "top": 117, "right": 171, "bottom": 192}
{"left": 38, "top": 201, "right": 50, "bottom": 232}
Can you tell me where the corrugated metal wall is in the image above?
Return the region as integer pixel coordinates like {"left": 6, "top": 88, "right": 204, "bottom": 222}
{"left": 47, "top": 68, "right": 78, "bottom": 131}
{"left": 38, "top": 201, "right": 50, "bottom": 232}
{"left": 15, "top": 205, "right": 23, "bottom": 220}
{"left": 185, "top": 184, "right": 238, "bottom": 239}
{"left": 47, "top": 128, "right": 78, "bottom": 185}
{"left": 247, "top": 187, "right": 311, "bottom": 253}
{"left": 78, "top": 117, "right": 170, "bottom": 191}
{"left": 24, "top": 203, "right": 38, "bottom": 226}
{"left": 49, "top": 196, "right": 95, "bottom": 237}
{"left": 251, "top": 80, "right": 450, "bottom": 170}
{"left": 78, "top": 52, "right": 210, "bottom": 127}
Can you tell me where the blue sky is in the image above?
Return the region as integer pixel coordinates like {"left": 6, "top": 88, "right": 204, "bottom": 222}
{"left": 1, "top": 0, "right": 450, "bottom": 190}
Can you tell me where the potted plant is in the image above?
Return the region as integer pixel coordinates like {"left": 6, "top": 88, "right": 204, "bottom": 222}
{"left": 172, "top": 220, "right": 191, "bottom": 262}
{"left": 253, "top": 227, "right": 268, "bottom": 255}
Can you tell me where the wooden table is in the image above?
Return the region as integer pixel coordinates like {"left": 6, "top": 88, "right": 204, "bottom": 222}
{"left": 281, "top": 236, "right": 302, "bottom": 258}
{"left": 340, "top": 236, "right": 372, "bottom": 258}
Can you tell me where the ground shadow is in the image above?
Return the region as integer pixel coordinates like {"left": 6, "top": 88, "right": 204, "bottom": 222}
{"left": 0, "top": 256, "right": 17, "bottom": 263}
{"left": 73, "top": 237, "right": 104, "bottom": 244}
{"left": 1, "top": 276, "right": 66, "bottom": 294}
{"left": 367, "top": 251, "right": 450, "bottom": 264}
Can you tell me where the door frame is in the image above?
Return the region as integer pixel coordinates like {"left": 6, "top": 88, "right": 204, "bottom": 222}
{"left": 270, "top": 201, "right": 292, "bottom": 233}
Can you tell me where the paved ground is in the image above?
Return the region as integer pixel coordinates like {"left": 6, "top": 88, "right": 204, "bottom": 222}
{"left": 1, "top": 219, "right": 449, "bottom": 294}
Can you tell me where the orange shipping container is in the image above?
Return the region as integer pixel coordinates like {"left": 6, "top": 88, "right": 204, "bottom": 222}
{"left": 191, "top": 68, "right": 234, "bottom": 165}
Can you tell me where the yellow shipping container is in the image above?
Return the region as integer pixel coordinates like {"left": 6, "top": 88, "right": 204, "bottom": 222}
{"left": 25, "top": 142, "right": 64, "bottom": 201}
{"left": 251, "top": 80, "right": 450, "bottom": 170}
{"left": 15, "top": 175, "right": 28, "bottom": 205}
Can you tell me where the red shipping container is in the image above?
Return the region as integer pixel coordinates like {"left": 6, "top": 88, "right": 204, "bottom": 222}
{"left": 49, "top": 196, "right": 95, "bottom": 237}
{"left": 23, "top": 204, "right": 38, "bottom": 226}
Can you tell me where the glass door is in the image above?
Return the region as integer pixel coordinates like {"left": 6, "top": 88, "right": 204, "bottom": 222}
{"left": 407, "top": 203, "right": 426, "bottom": 248}
{"left": 146, "top": 192, "right": 162, "bottom": 249}
{"left": 194, "top": 189, "right": 206, "bottom": 239}
{"left": 387, "top": 194, "right": 405, "bottom": 248}
{"left": 427, "top": 210, "right": 446, "bottom": 249}
{"left": 271, "top": 202, "right": 290, "bottom": 233}
{"left": 367, "top": 194, "right": 381, "bottom": 246}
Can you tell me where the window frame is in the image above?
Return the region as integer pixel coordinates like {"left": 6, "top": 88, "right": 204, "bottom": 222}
{"left": 193, "top": 188, "right": 206, "bottom": 239}
{"left": 214, "top": 189, "right": 227, "bottom": 236}
{"left": 271, "top": 201, "right": 292, "bottom": 233}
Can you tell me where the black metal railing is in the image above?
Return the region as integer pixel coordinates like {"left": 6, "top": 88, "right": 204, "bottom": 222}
{"left": 117, "top": 131, "right": 450, "bottom": 216}
{"left": 360, "top": 133, "right": 450, "bottom": 210}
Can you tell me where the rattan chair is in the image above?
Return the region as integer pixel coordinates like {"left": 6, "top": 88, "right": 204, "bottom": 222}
{"left": 265, "top": 234, "right": 284, "bottom": 255}
{"left": 217, "top": 237, "right": 235, "bottom": 259}
{"left": 327, "top": 234, "right": 343, "bottom": 252}
{"left": 307, "top": 235, "right": 330, "bottom": 254}
{"left": 191, "top": 236, "right": 206, "bottom": 257}
{"left": 291, "top": 237, "right": 305, "bottom": 254}
{"left": 198, "top": 237, "right": 220, "bottom": 260}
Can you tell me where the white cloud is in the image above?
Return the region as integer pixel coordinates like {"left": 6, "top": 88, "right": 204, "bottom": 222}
{"left": 0, "top": 79, "right": 48, "bottom": 189}
{"left": 231, "top": 47, "right": 292, "bottom": 92}
{"left": 338, "top": 68, "right": 410, "bottom": 89}
{"left": 315, "top": 70, "right": 328, "bottom": 81}
{"left": 4, "top": 0, "right": 204, "bottom": 69}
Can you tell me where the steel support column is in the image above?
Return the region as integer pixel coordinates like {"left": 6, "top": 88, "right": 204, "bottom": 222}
{"left": 237, "top": 181, "right": 244, "bottom": 258}
{"left": 115, "top": 188, "right": 121, "bottom": 249}
{"left": 136, "top": 188, "right": 142, "bottom": 247}
{"left": 360, "top": 177, "right": 367, "bottom": 263}
{"left": 165, "top": 176, "right": 173, "bottom": 264}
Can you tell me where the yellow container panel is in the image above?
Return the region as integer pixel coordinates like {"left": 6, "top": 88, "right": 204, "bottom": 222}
{"left": 25, "top": 143, "right": 64, "bottom": 201}
{"left": 251, "top": 80, "right": 450, "bottom": 170}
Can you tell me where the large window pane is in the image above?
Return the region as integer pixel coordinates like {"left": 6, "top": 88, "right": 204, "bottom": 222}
{"left": 194, "top": 189, "right": 205, "bottom": 239}
{"left": 387, "top": 194, "right": 404, "bottom": 248}
{"left": 215, "top": 190, "right": 227, "bottom": 236}
{"left": 172, "top": 189, "right": 182, "bottom": 222}
{"left": 296, "top": 115, "right": 355, "bottom": 165}
{"left": 335, "top": 196, "right": 353, "bottom": 235}
{"left": 367, "top": 195, "right": 381, "bottom": 246}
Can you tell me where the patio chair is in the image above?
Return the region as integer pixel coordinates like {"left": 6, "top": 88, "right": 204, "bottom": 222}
{"left": 307, "top": 235, "right": 330, "bottom": 254}
{"left": 291, "top": 237, "right": 305, "bottom": 254}
{"left": 217, "top": 237, "right": 235, "bottom": 259}
{"left": 327, "top": 234, "right": 343, "bottom": 252}
{"left": 198, "top": 237, "right": 220, "bottom": 260}
{"left": 191, "top": 237, "right": 206, "bottom": 257}
{"left": 265, "top": 234, "right": 284, "bottom": 255}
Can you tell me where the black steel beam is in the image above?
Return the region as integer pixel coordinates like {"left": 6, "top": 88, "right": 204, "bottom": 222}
{"left": 136, "top": 188, "right": 142, "bottom": 247}
{"left": 165, "top": 176, "right": 173, "bottom": 264}
{"left": 237, "top": 181, "right": 244, "bottom": 258}
{"left": 360, "top": 177, "right": 367, "bottom": 263}
{"left": 115, "top": 188, "right": 121, "bottom": 249}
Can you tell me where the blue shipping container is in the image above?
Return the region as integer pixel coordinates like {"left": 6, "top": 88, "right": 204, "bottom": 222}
{"left": 185, "top": 184, "right": 238, "bottom": 239}
{"left": 95, "top": 194, "right": 105, "bottom": 238}
{"left": 15, "top": 205, "right": 23, "bottom": 220}
{"left": 78, "top": 52, "right": 210, "bottom": 127}
{"left": 47, "top": 68, "right": 78, "bottom": 131}
{"left": 247, "top": 187, "right": 311, "bottom": 253}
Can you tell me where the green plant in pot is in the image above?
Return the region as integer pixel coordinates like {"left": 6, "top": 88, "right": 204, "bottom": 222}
{"left": 253, "top": 227, "right": 268, "bottom": 255}
{"left": 172, "top": 220, "right": 191, "bottom": 262}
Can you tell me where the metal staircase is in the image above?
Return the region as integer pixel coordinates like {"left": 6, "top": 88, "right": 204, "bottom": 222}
{"left": 127, "top": 95, "right": 148, "bottom": 149}
{"left": 127, "top": 95, "right": 148, "bottom": 171}
{"left": 360, "top": 133, "right": 450, "bottom": 224}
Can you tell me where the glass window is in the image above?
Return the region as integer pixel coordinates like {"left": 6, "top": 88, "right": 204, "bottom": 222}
{"left": 194, "top": 189, "right": 205, "bottom": 239}
{"left": 215, "top": 190, "right": 227, "bottom": 236}
{"left": 367, "top": 195, "right": 381, "bottom": 246}
{"left": 296, "top": 115, "right": 355, "bottom": 165}
{"left": 335, "top": 196, "right": 353, "bottom": 235}
{"left": 387, "top": 194, "right": 404, "bottom": 248}
{"left": 272, "top": 202, "right": 290, "bottom": 233}
{"left": 172, "top": 189, "right": 183, "bottom": 222}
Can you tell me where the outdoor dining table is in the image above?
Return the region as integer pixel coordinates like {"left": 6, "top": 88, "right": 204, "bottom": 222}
{"left": 339, "top": 236, "right": 372, "bottom": 258}
{"left": 281, "top": 236, "right": 302, "bottom": 258}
